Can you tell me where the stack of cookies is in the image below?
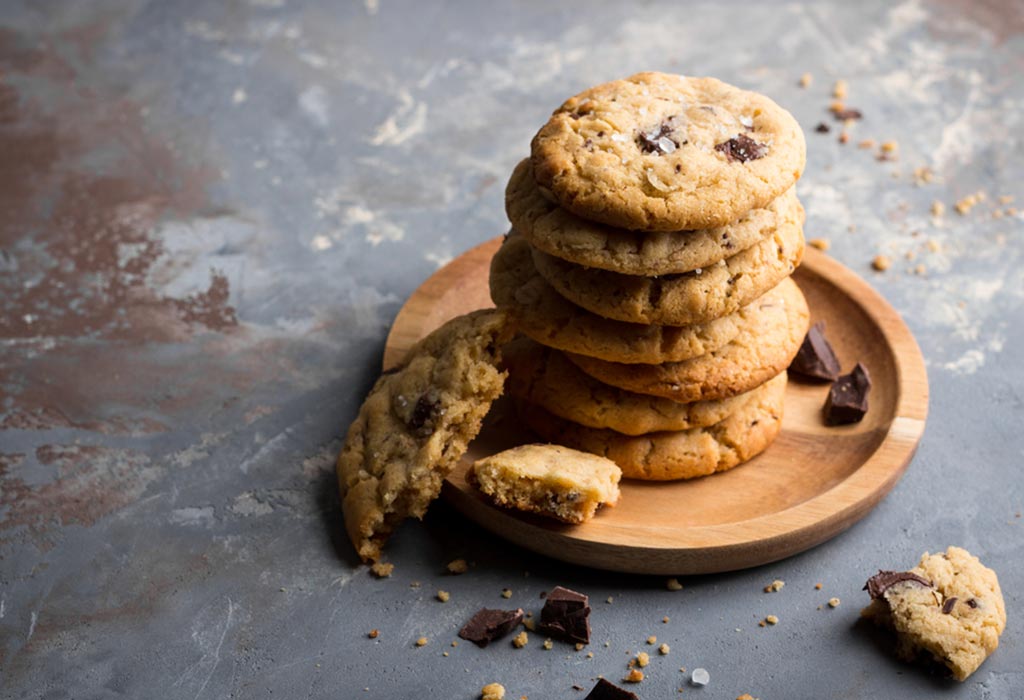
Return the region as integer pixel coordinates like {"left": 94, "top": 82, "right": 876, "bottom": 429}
{"left": 490, "top": 72, "right": 810, "bottom": 481}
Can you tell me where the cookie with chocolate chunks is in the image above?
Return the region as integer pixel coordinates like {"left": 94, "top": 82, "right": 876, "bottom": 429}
{"left": 531, "top": 72, "right": 806, "bottom": 231}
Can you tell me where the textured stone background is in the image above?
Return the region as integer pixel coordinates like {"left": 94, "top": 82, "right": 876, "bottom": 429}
{"left": 1, "top": 0, "right": 1021, "bottom": 697}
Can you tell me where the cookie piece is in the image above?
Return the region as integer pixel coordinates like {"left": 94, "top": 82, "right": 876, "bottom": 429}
{"left": 530, "top": 72, "right": 806, "bottom": 231}
{"left": 503, "top": 337, "right": 753, "bottom": 436}
{"left": 469, "top": 444, "right": 621, "bottom": 524}
{"left": 531, "top": 213, "right": 803, "bottom": 326}
{"left": 336, "top": 309, "right": 513, "bottom": 562}
{"left": 489, "top": 232, "right": 744, "bottom": 363}
{"left": 565, "top": 278, "right": 809, "bottom": 402}
{"left": 861, "top": 547, "right": 1006, "bottom": 681}
{"left": 516, "top": 372, "right": 787, "bottom": 481}
{"left": 508, "top": 158, "right": 803, "bottom": 276}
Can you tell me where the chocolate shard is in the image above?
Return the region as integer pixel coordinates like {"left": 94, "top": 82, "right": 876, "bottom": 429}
{"left": 824, "top": 362, "right": 872, "bottom": 425}
{"left": 714, "top": 133, "right": 768, "bottom": 163}
{"left": 583, "top": 678, "right": 639, "bottom": 700}
{"left": 863, "top": 570, "right": 933, "bottom": 599}
{"left": 458, "top": 607, "right": 524, "bottom": 648}
{"left": 537, "top": 585, "right": 590, "bottom": 645}
{"left": 789, "top": 321, "right": 842, "bottom": 381}
{"left": 832, "top": 108, "right": 863, "bottom": 121}
{"left": 815, "top": 122, "right": 831, "bottom": 133}
{"left": 637, "top": 117, "right": 681, "bottom": 155}
{"left": 942, "top": 597, "right": 958, "bottom": 614}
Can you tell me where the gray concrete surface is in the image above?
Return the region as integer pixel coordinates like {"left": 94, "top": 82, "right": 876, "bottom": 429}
{"left": 1, "top": 0, "right": 1022, "bottom": 697}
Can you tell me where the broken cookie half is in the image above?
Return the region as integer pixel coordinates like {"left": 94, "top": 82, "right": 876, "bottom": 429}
{"left": 861, "top": 546, "right": 1006, "bottom": 681}
{"left": 336, "top": 309, "right": 514, "bottom": 562}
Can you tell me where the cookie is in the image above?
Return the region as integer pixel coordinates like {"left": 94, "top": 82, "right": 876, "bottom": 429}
{"left": 508, "top": 158, "right": 803, "bottom": 276}
{"left": 469, "top": 444, "right": 621, "bottom": 524}
{"left": 565, "top": 278, "right": 809, "bottom": 402}
{"left": 336, "top": 309, "right": 513, "bottom": 562}
{"left": 503, "top": 337, "right": 754, "bottom": 436}
{"left": 516, "top": 372, "right": 787, "bottom": 481}
{"left": 530, "top": 72, "right": 806, "bottom": 231}
{"left": 489, "top": 232, "right": 744, "bottom": 364}
{"left": 531, "top": 213, "right": 804, "bottom": 326}
{"left": 861, "top": 547, "right": 1006, "bottom": 681}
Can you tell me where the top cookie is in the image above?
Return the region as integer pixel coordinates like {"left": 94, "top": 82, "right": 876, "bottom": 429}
{"left": 531, "top": 72, "right": 806, "bottom": 231}
{"left": 336, "top": 309, "right": 513, "bottom": 562}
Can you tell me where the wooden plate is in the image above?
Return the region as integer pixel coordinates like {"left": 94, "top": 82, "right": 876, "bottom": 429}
{"left": 384, "top": 238, "right": 928, "bottom": 574}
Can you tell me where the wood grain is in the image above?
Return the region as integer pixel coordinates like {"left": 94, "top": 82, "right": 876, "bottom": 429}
{"left": 384, "top": 237, "right": 929, "bottom": 574}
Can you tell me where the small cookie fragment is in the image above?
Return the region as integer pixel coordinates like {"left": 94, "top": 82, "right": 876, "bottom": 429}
{"left": 789, "top": 322, "right": 841, "bottom": 381}
{"left": 370, "top": 562, "right": 394, "bottom": 578}
{"left": 469, "top": 444, "right": 622, "bottom": 524}
{"left": 538, "top": 586, "right": 591, "bottom": 645}
{"left": 447, "top": 558, "right": 469, "bottom": 575}
{"left": 764, "top": 579, "right": 786, "bottom": 593}
{"left": 636, "top": 652, "right": 650, "bottom": 667}
{"left": 458, "top": 608, "right": 525, "bottom": 648}
{"left": 861, "top": 546, "right": 1006, "bottom": 681}
{"left": 872, "top": 254, "right": 892, "bottom": 271}
{"left": 623, "top": 669, "right": 644, "bottom": 683}
{"left": 828, "top": 597, "right": 841, "bottom": 608}
{"left": 824, "top": 363, "right": 871, "bottom": 425}
{"left": 415, "top": 637, "right": 428, "bottom": 647}
{"left": 481, "top": 683, "right": 505, "bottom": 700}
{"left": 436, "top": 590, "right": 450, "bottom": 602}
{"left": 584, "top": 678, "right": 638, "bottom": 700}
{"left": 511, "top": 630, "right": 529, "bottom": 648}
{"left": 666, "top": 578, "right": 684, "bottom": 591}
{"left": 659, "top": 643, "right": 670, "bottom": 655}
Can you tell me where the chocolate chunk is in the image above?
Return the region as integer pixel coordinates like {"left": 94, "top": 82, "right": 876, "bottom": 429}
{"left": 583, "top": 678, "right": 639, "bottom": 700}
{"left": 967, "top": 598, "right": 979, "bottom": 609}
{"left": 789, "top": 321, "right": 842, "bottom": 381}
{"left": 815, "top": 122, "right": 831, "bottom": 133}
{"left": 637, "top": 117, "right": 682, "bottom": 155}
{"left": 863, "top": 570, "right": 933, "bottom": 599}
{"left": 457, "top": 607, "right": 524, "bottom": 648}
{"left": 714, "top": 133, "right": 768, "bottom": 162}
{"left": 942, "top": 597, "right": 958, "bottom": 614}
{"left": 538, "top": 586, "right": 590, "bottom": 645}
{"left": 407, "top": 390, "right": 443, "bottom": 437}
{"left": 832, "top": 108, "right": 863, "bottom": 121}
{"left": 824, "top": 362, "right": 871, "bottom": 425}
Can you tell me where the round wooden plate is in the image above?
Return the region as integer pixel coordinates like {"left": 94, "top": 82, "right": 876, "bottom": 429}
{"left": 384, "top": 238, "right": 928, "bottom": 574}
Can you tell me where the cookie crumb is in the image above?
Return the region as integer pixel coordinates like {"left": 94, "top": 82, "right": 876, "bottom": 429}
{"left": 799, "top": 72, "right": 813, "bottom": 88}
{"left": 436, "top": 590, "right": 450, "bottom": 602}
{"left": 659, "top": 643, "right": 670, "bottom": 655}
{"left": 666, "top": 578, "right": 683, "bottom": 591}
{"left": 607, "top": 596, "right": 614, "bottom": 604}
{"left": 451, "top": 641, "right": 458, "bottom": 647}
{"left": 587, "top": 652, "right": 594, "bottom": 659}
{"left": 481, "top": 683, "right": 505, "bottom": 700}
{"left": 409, "top": 581, "right": 421, "bottom": 588}
{"left": 814, "top": 583, "right": 823, "bottom": 590}
{"left": 623, "top": 669, "right": 644, "bottom": 683}
{"left": 637, "top": 652, "right": 650, "bottom": 667}
{"left": 930, "top": 200, "right": 945, "bottom": 217}
{"left": 765, "top": 615, "right": 779, "bottom": 625}
{"left": 415, "top": 636, "right": 428, "bottom": 647}
{"left": 691, "top": 668, "right": 710, "bottom": 686}
{"left": 828, "top": 597, "right": 841, "bottom": 608}
{"left": 737, "top": 694, "right": 758, "bottom": 700}
{"left": 646, "top": 635, "right": 657, "bottom": 645}
{"left": 442, "top": 651, "right": 449, "bottom": 657}
{"left": 880, "top": 140, "right": 898, "bottom": 154}
{"left": 501, "top": 588, "right": 513, "bottom": 599}
{"left": 871, "top": 255, "right": 892, "bottom": 272}
{"left": 543, "top": 639, "right": 553, "bottom": 650}
{"left": 512, "top": 631, "right": 528, "bottom": 649}
{"left": 758, "top": 620, "right": 767, "bottom": 628}
{"left": 912, "top": 166, "right": 934, "bottom": 185}
{"left": 575, "top": 643, "right": 585, "bottom": 652}
{"left": 954, "top": 192, "right": 984, "bottom": 215}
{"left": 764, "top": 579, "right": 785, "bottom": 593}
{"left": 368, "top": 629, "right": 379, "bottom": 639}
{"left": 832, "top": 79, "right": 848, "bottom": 99}
{"left": 447, "top": 559, "right": 469, "bottom": 575}
{"left": 523, "top": 618, "right": 536, "bottom": 631}
{"left": 808, "top": 238, "right": 830, "bottom": 251}
{"left": 838, "top": 130, "right": 849, "bottom": 145}
{"left": 913, "top": 264, "right": 927, "bottom": 276}
{"left": 662, "top": 616, "right": 670, "bottom": 623}
{"left": 370, "top": 562, "right": 394, "bottom": 578}
{"left": 858, "top": 138, "right": 875, "bottom": 149}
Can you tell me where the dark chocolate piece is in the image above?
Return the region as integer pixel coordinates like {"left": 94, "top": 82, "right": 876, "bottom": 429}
{"left": 942, "top": 597, "right": 958, "bottom": 614}
{"left": 407, "top": 390, "right": 443, "bottom": 437}
{"left": 458, "top": 607, "right": 524, "bottom": 648}
{"left": 863, "top": 570, "right": 933, "bottom": 599}
{"left": 637, "top": 117, "right": 682, "bottom": 155}
{"left": 789, "top": 321, "right": 842, "bottom": 381}
{"left": 714, "top": 133, "right": 768, "bottom": 162}
{"left": 815, "top": 122, "right": 831, "bottom": 133}
{"left": 583, "top": 678, "right": 639, "bottom": 700}
{"left": 967, "top": 598, "right": 979, "bottom": 609}
{"left": 538, "top": 586, "right": 590, "bottom": 645}
{"left": 832, "top": 108, "right": 863, "bottom": 121}
{"left": 824, "top": 363, "right": 871, "bottom": 425}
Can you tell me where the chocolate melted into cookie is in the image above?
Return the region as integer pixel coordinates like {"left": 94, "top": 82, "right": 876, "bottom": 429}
{"left": 942, "top": 597, "right": 959, "bottom": 614}
{"left": 637, "top": 116, "right": 683, "bottom": 154}
{"left": 408, "top": 390, "right": 443, "bottom": 437}
{"left": 864, "top": 570, "right": 933, "bottom": 599}
{"left": 715, "top": 133, "right": 768, "bottom": 163}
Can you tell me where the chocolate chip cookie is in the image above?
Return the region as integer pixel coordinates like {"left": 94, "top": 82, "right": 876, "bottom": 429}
{"left": 861, "top": 547, "right": 1006, "bottom": 681}
{"left": 516, "top": 372, "right": 787, "bottom": 481}
{"left": 336, "top": 309, "right": 513, "bottom": 562}
{"left": 531, "top": 215, "right": 804, "bottom": 326}
{"left": 530, "top": 72, "right": 805, "bottom": 231}
{"left": 508, "top": 158, "right": 803, "bottom": 276}
{"left": 489, "top": 232, "right": 745, "bottom": 363}
{"left": 565, "top": 277, "right": 809, "bottom": 402}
